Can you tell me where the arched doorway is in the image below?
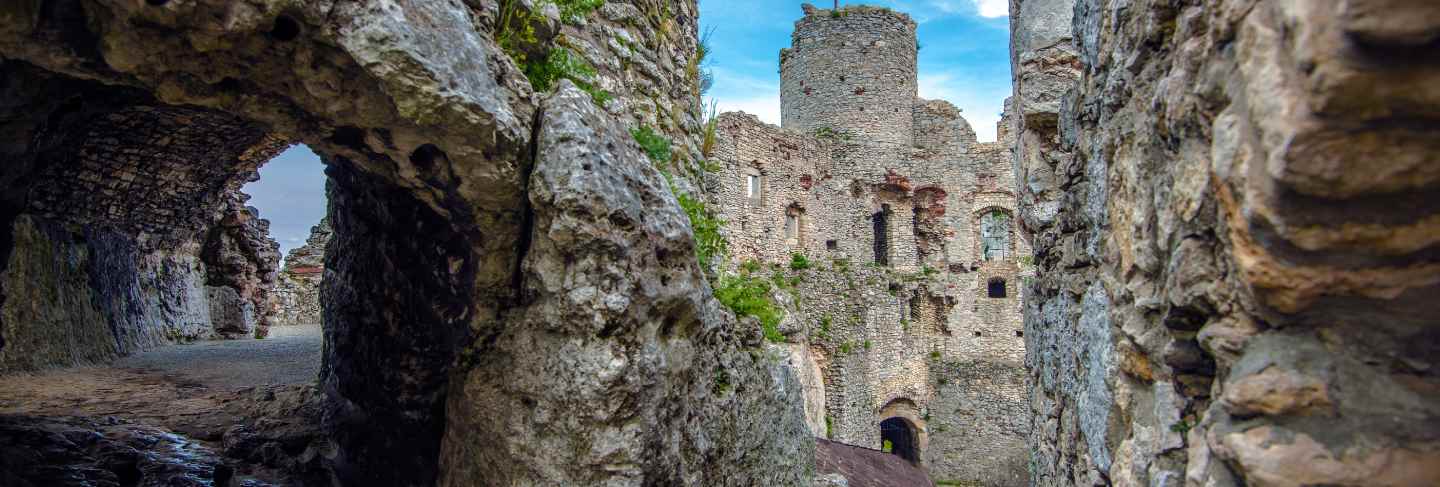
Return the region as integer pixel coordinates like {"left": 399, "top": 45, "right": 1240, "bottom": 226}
{"left": 881, "top": 416, "right": 921, "bottom": 463}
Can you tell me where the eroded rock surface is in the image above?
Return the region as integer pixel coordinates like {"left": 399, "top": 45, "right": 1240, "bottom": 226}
{"left": 0, "top": 0, "right": 812, "bottom": 484}
{"left": 1011, "top": 0, "right": 1440, "bottom": 485}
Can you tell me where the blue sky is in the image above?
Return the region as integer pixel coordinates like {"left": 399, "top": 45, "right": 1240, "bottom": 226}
{"left": 241, "top": 145, "right": 327, "bottom": 258}
{"left": 246, "top": 0, "right": 1012, "bottom": 257}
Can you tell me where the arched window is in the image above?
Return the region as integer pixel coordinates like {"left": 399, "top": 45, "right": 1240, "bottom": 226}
{"left": 980, "top": 210, "right": 1011, "bottom": 261}
{"left": 988, "top": 278, "right": 1007, "bottom": 298}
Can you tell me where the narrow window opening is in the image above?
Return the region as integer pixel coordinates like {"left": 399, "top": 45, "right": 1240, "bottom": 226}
{"left": 988, "top": 278, "right": 1007, "bottom": 298}
{"left": 746, "top": 174, "right": 761, "bottom": 199}
{"left": 826, "top": 240, "right": 838, "bottom": 250}
{"left": 873, "top": 204, "right": 891, "bottom": 266}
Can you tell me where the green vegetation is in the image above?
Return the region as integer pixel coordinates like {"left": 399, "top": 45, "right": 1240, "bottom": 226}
{"left": 813, "top": 126, "right": 851, "bottom": 141}
{"left": 882, "top": 439, "right": 893, "bottom": 453}
{"left": 930, "top": 349, "right": 941, "bottom": 360}
{"left": 789, "top": 252, "right": 811, "bottom": 271}
{"left": 677, "top": 192, "right": 726, "bottom": 270}
{"left": 712, "top": 368, "right": 731, "bottom": 394}
{"left": 839, "top": 341, "right": 853, "bottom": 354}
{"left": 701, "top": 99, "right": 720, "bottom": 157}
{"left": 553, "top": 0, "right": 604, "bottom": 24}
{"left": 740, "top": 259, "right": 762, "bottom": 274}
{"left": 862, "top": 339, "right": 872, "bottom": 350}
{"left": 630, "top": 126, "right": 673, "bottom": 169}
{"left": 715, "top": 273, "right": 785, "bottom": 343}
{"left": 1170, "top": 420, "right": 1193, "bottom": 435}
{"left": 831, "top": 257, "right": 850, "bottom": 272}
{"left": 921, "top": 265, "right": 938, "bottom": 277}
{"left": 523, "top": 47, "right": 612, "bottom": 105}
{"left": 825, "top": 416, "right": 834, "bottom": 439}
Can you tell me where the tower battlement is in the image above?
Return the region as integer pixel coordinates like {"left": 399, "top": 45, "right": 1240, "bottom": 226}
{"left": 780, "top": 3, "right": 918, "bottom": 145}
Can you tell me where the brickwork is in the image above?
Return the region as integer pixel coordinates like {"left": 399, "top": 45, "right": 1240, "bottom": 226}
{"left": 711, "top": 4, "right": 1031, "bottom": 484}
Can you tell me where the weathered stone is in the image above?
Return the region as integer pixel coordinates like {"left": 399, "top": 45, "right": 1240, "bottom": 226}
{"left": 711, "top": 5, "right": 1031, "bottom": 484}
{"left": 0, "top": 0, "right": 812, "bottom": 485}
{"left": 1012, "top": 0, "right": 1440, "bottom": 485}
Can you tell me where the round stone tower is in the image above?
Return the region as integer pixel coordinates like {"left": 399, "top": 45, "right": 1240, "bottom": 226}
{"left": 780, "top": 3, "right": 918, "bottom": 146}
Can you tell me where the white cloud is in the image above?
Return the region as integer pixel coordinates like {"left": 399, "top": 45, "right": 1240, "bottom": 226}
{"left": 887, "top": 0, "right": 1007, "bottom": 22}
{"left": 709, "top": 67, "right": 784, "bottom": 125}
{"left": 970, "top": 0, "right": 1008, "bottom": 17}
{"left": 918, "top": 72, "right": 1005, "bottom": 142}
{"left": 715, "top": 95, "right": 782, "bottom": 126}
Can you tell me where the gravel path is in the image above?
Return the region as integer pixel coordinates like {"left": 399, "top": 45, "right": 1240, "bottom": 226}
{"left": 113, "top": 324, "right": 323, "bottom": 390}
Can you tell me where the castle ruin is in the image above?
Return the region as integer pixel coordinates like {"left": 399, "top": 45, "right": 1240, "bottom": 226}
{"left": 712, "top": 4, "right": 1029, "bottom": 483}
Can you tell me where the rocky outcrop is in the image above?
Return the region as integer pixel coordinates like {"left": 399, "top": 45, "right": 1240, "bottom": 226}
{"left": 0, "top": 0, "right": 812, "bottom": 484}
{"left": 1012, "top": 0, "right": 1440, "bottom": 485}
{"left": 269, "top": 218, "right": 331, "bottom": 326}
{"left": 203, "top": 192, "right": 282, "bottom": 338}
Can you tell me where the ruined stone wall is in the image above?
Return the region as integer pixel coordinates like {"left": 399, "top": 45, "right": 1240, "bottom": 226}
{"left": 0, "top": 68, "right": 286, "bottom": 372}
{"left": 269, "top": 217, "right": 331, "bottom": 326}
{"left": 711, "top": 5, "right": 1030, "bottom": 484}
{"left": 780, "top": 4, "right": 919, "bottom": 145}
{"left": 1012, "top": 0, "right": 1440, "bottom": 485}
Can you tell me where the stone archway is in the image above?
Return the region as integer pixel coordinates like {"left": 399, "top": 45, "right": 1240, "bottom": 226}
{"left": 877, "top": 398, "right": 928, "bottom": 466}
{"left": 880, "top": 416, "right": 921, "bottom": 463}
{"left": 0, "top": 1, "right": 811, "bottom": 485}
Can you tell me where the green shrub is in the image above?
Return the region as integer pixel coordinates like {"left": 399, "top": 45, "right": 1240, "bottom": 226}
{"left": 839, "top": 341, "right": 853, "bottom": 354}
{"left": 676, "top": 192, "right": 726, "bottom": 271}
{"left": 862, "top": 340, "right": 872, "bottom": 350}
{"left": 631, "top": 125, "right": 672, "bottom": 168}
{"left": 553, "top": 0, "right": 604, "bottom": 24}
{"left": 882, "top": 439, "right": 893, "bottom": 453}
{"left": 789, "top": 252, "right": 811, "bottom": 271}
{"left": 715, "top": 273, "right": 785, "bottom": 343}
{"left": 930, "top": 350, "right": 941, "bottom": 360}
{"left": 524, "top": 47, "right": 611, "bottom": 105}
{"left": 825, "top": 416, "right": 835, "bottom": 439}
{"left": 740, "top": 259, "right": 762, "bottom": 275}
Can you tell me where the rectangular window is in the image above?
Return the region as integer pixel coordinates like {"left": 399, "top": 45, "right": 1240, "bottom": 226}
{"left": 746, "top": 175, "right": 760, "bottom": 198}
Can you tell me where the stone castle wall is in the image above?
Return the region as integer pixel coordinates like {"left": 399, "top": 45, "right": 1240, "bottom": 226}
{"left": 781, "top": 4, "right": 919, "bottom": 146}
{"left": 269, "top": 217, "right": 331, "bottom": 326}
{"left": 712, "top": 4, "right": 1031, "bottom": 484}
{"left": 1012, "top": 0, "right": 1440, "bottom": 485}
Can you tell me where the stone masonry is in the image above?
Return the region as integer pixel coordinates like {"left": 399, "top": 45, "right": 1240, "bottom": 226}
{"left": 1011, "top": 0, "right": 1440, "bottom": 486}
{"left": 268, "top": 217, "right": 331, "bottom": 326}
{"left": 712, "top": 4, "right": 1030, "bottom": 485}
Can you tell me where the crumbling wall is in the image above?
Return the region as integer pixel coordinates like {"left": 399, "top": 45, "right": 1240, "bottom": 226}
{"left": 269, "top": 217, "right": 331, "bottom": 326}
{"left": 0, "top": 68, "right": 286, "bottom": 372}
{"left": 709, "top": 5, "right": 1031, "bottom": 484}
{"left": 1012, "top": 0, "right": 1440, "bottom": 485}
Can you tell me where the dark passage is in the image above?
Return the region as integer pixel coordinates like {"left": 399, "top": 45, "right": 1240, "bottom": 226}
{"left": 880, "top": 417, "right": 919, "bottom": 463}
{"left": 872, "top": 204, "right": 891, "bottom": 266}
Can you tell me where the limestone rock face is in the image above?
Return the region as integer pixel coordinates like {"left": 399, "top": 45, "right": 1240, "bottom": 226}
{"left": 203, "top": 192, "right": 282, "bottom": 338}
{"left": 0, "top": 0, "right": 812, "bottom": 484}
{"left": 438, "top": 82, "right": 814, "bottom": 486}
{"left": 1012, "top": 0, "right": 1440, "bottom": 485}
